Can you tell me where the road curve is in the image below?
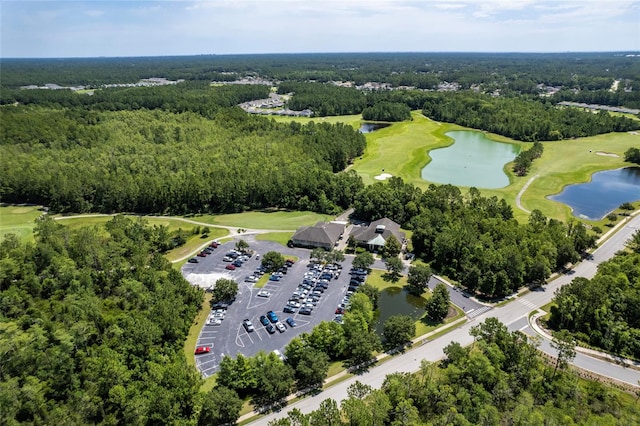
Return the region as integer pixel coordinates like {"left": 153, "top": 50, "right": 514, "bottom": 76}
{"left": 249, "top": 213, "right": 640, "bottom": 425}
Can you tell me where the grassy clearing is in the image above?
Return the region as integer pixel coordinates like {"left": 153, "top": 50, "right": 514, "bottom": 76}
{"left": 255, "top": 231, "right": 294, "bottom": 246}
{"left": 270, "top": 113, "right": 363, "bottom": 129}
{"left": 0, "top": 205, "right": 44, "bottom": 242}
{"left": 184, "top": 292, "right": 212, "bottom": 368}
{"left": 189, "top": 210, "right": 332, "bottom": 230}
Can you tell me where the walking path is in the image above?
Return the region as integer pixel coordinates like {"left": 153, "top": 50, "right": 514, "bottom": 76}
{"left": 515, "top": 174, "right": 538, "bottom": 213}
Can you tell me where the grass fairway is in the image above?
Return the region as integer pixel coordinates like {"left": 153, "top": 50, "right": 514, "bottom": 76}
{"left": 0, "top": 205, "right": 44, "bottom": 242}
{"left": 190, "top": 210, "right": 332, "bottom": 230}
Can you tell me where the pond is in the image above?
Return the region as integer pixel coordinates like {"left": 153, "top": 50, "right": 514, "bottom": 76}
{"left": 373, "top": 287, "right": 426, "bottom": 336}
{"left": 421, "top": 130, "right": 521, "bottom": 188}
{"left": 548, "top": 166, "right": 640, "bottom": 220}
{"left": 360, "top": 122, "right": 391, "bottom": 133}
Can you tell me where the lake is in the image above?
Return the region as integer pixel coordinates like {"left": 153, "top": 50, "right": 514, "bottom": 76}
{"left": 374, "top": 287, "right": 426, "bottom": 336}
{"left": 360, "top": 122, "right": 391, "bottom": 133}
{"left": 549, "top": 167, "right": 640, "bottom": 220}
{"left": 421, "top": 130, "right": 520, "bottom": 188}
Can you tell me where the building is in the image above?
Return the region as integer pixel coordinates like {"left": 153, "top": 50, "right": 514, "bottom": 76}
{"left": 290, "top": 221, "right": 345, "bottom": 250}
{"left": 350, "top": 218, "right": 405, "bottom": 252}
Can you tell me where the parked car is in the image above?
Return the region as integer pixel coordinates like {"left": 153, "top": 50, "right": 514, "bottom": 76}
{"left": 195, "top": 346, "right": 211, "bottom": 355}
{"left": 209, "top": 241, "right": 220, "bottom": 248}
{"left": 267, "top": 310, "right": 279, "bottom": 323}
{"left": 286, "top": 317, "right": 297, "bottom": 327}
{"left": 188, "top": 258, "right": 199, "bottom": 263}
{"left": 245, "top": 275, "right": 258, "bottom": 283}
{"left": 257, "top": 290, "right": 271, "bottom": 298}
{"left": 287, "top": 300, "right": 301, "bottom": 308}
{"left": 265, "top": 323, "right": 276, "bottom": 334}
{"left": 222, "top": 256, "right": 233, "bottom": 262}
{"left": 275, "top": 322, "right": 286, "bottom": 333}
{"left": 283, "top": 305, "right": 296, "bottom": 314}
{"left": 207, "top": 318, "right": 222, "bottom": 326}
{"left": 243, "top": 319, "right": 255, "bottom": 332}
{"left": 225, "top": 264, "right": 236, "bottom": 270}
{"left": 299, "top": 307, "right": 312, "bottom": 315}
{"left": 335, "top": 307, "right": 345, "bottom": 314}
{"left": 269, "top": 275, "right": 281, "bottom": 281}
{"left": 260, "top": 315, "right": 270, "bottom": 326}
{"left": 232, "top": 259, "right": 243, "bottom": 267}
{"left": 197, "top": 252, "right": 207, "bottom": 257}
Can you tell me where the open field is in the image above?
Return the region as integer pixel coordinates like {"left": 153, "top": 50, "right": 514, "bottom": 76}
{"left": 189, "top": 210, "right": 331, "bottom": 230}
{"left": 271, "top": 113, "right": 363, "bottom": 129}
{"left": 0, "top": 205, "right": 43, "bottom": 242}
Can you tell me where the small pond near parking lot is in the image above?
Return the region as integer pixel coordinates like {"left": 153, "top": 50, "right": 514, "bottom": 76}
{"left": 374, "top": 286, "right": 427, "bottom": 336}
{"left": 421, "top": 130, "right": 520, "bottom": 188}
{"left": 548, "top": 166, "right": 640, "bottom": 220}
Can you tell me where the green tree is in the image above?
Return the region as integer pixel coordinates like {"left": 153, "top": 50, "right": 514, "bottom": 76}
{"left": 352, "top": 251, "right": 375, "bottom": 271}
{"left": 252, "top": 352, "right": 295, "bottom": 407}
{"left": 406, "top": 264, "right": 432, "bottom": 296}
{"left": 382, "top": 234, "right": 402, "bottom": 259}
{"left": 307, "top": 321, "right": 347, "bottom": 359}
{"left": 307, "top": 399, "right": 342, "bottom": 426}
{"left": 311, "top": 247, "right": 328, "bottom": 264}
{"left": 550, "top": 330, "right": 576, "bottom": 377}
{"left": 235, "top": 239, "right": 249, "bottom": 252}
{"left": 383, "top": 315, "right": 416, "bottom": 349}
{"left": 262, "top": 251, "right": 285, "bottom": 272}
{"left": 627, "top": 230, "right": 640, "bottom": 253}
{"left": 293, "top": 347, "right": 330, "bottom": 390}
{"left": 210, "top": 278, "right": 238, "bottom": 304}
{"left": 425, "top": 283, "right": 450, "bottom": 322}
{"left": 198, "top": 386, "right": 243, "bottom": 426}
{"left": 385, "top": 256, "right": 404, "bottom": 281}
{"left": 356, "top": 284, "right": 380, "bottom": 309}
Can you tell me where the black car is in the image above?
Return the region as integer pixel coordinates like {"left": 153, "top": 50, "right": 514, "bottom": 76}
{"left": 265, "top": 323, "right": 276, "bottom": 334}
{"left": 260, "top": 315, "right": 270, "bottom": 326}
{"left": 188, "top": 258, "right": 199, "bottom": 263}
{"left": 299, "top": 308, "right": 312, "bottom": 315}
{"left": 283, "top": 305, "right": 296, "bottom": 314}
{"left": 232, "top": 259, "right": 243, "bottom": 267}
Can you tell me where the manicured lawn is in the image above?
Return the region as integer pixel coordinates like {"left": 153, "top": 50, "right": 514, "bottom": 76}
{"left": 189, "top": 210, "right": 333, "bottom": 230}
{"left": 255, "top": 231, "right": 294, "bottom": 246}
{"left": 0, "top": 205, "right": 44, "bottom": 242}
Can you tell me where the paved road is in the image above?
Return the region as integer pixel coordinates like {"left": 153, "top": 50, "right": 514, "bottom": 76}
{"left": 251, "top": 214, "right": 640, "bottom": 425}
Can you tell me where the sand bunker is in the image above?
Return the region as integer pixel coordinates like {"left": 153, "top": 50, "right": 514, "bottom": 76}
{"left": 596, "top": 151, "right": 619, "bottom": 157}
{"left": 374, "top": 173, "right": 393, "bottom": 180}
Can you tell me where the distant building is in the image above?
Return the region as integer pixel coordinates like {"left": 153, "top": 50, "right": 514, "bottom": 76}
{"left": 350, "top": 218, "right": 405, "bottom": 252}
{"left": 290, "top": 221, "right": 345, "bottom": 250}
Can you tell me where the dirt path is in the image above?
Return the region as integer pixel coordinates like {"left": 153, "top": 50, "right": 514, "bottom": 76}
{"left": 515, "top": 174, "right": 539, "bottom": 214}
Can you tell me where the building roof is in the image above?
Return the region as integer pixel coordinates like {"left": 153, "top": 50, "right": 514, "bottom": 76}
{"left": 351, "top": 217, "right": 405, "bottom": 247}
{"left": 291, "top": 221, "right": 344, "bottom": 248}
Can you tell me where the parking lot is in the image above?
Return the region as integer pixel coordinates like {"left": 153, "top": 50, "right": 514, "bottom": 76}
{"left": 182, "top": 240, "right": 356, "bottom": 378}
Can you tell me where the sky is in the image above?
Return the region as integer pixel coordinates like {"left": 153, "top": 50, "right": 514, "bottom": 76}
{"left": 1, "top": 0, "right": 639, "bottom": 58}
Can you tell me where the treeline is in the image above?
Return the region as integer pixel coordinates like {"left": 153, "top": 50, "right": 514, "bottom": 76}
{"left": 0, "top": 216, "right": 206, "bottom": 424}
{"left": 549, "top": 248, "right": 640, "bottom": 359}
{"left": 277, "top": 82, "right": 367, "bottom": 116}
{"left": 0, "top": 81, "right": 271, "bottom": 119}
{"left": 361, "top": 101, "right": 411, "bottom": 122}
{"left": 421, "top": 92, "right": 640, "bottom": 141}
{"left": 3, "top": 53, "right": 639, "bottom": 110}
{"left": 513, "top": 141, "right": 544, "bottom": 176}
{"left": 269, "top": 318, "right": 640, "bottom": 425}
{"left": 552, "top": 88, "right": 640, "bottom": 110}
{"left": 353, "top": 179, "right": 596, "bottom": 298}
{"left": 0, "top": 106, "right": 365, "bottom": 214}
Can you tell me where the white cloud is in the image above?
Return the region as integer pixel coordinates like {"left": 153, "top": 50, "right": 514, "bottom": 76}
{"left": 84, "top": 10, "right": 104, "bottom": 18}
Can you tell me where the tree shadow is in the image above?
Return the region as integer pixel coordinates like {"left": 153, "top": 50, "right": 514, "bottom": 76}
{"left": 381, "top": 272, "right": 401, "bottom": 283}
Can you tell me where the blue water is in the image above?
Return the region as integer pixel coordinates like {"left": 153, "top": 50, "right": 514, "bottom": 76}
{"left": 359, "top": 123, "right": 390, "bottom": 133}
{"left": 549, "top": 167, "right": 640, "bottom": 220}
{"left": 421, "top": 131, "right": 521, "bottom": 189}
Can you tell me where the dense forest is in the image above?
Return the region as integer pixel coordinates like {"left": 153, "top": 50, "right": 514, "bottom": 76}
{"left": 548, "top": 243, "right": 640, "bottom": 359}
{"left": 0, "top": 102, "right": 365, "bottom": 214}
{"left": 2, "top": 53, "right": 639, "bottom": 110}
{"left": 268, "top": 318, "right": 640, "bottom": 426}
{"left": 0, "top": 216, "right": 206, "bottom": 424}
{"left": 351, "top": 178, "right": 595, "bottom": 298}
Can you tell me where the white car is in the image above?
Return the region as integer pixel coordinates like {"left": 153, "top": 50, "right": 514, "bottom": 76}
{"left": 257, "top": 290, "right": 271, "bottom": 298}
{"left": 275, "top": 322, "right": 286, "bottom": 333}
{"left": 207, "top": 317, "right": 222, "bottom": 326}
{"left": 287, "top": 300, "right": 301, "bottom": 308}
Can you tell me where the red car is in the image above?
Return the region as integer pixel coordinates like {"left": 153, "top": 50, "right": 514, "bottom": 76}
{"left": 197, "top": 252, "right": 207, "bottom": 257}
{"left": 225, "top": 264, "right": 236, "bottom": 270}
{"left": 194, "top": 346, "right": 210, "bottom": 355}
{"left": 210, "top": 242, "right": 220, "bottom": 248}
